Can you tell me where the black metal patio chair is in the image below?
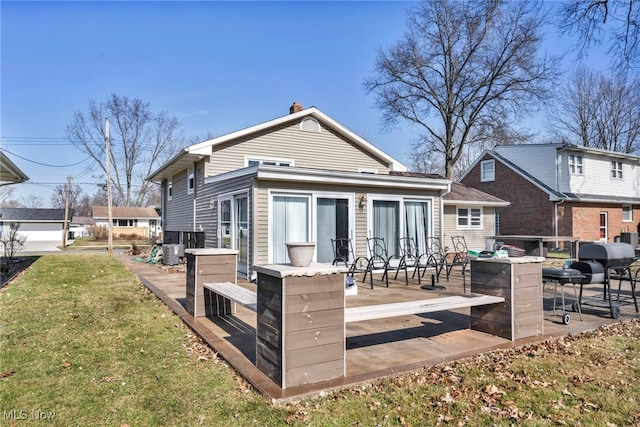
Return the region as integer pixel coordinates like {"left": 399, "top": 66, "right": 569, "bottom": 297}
{"left": 363, "top": 237, "right": 407, "bottom": 289}
{"left": 415, "top": 236, "right": 448, "bottom": 283}
{"left": 331, "top": 237, "right": 369, "bottom": 280}
{"left": 398, "top": 237, "right": 421, "bottom": 285}
{"left": 447, "top": 235, "right": 470, "bottom": 291}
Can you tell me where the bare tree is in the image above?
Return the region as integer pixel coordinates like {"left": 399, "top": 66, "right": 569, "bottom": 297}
{"left": 65, "top": 94, "right": 183, "bottom": 207}
{"left": 559, "top": 0, "right": 640, "bottom": 71}
{"left": 365, "top": 0, "right": 560, "bottom": 179}
{"left": 19, "top": 194, "right": 43, "bottom": 208}
{"left": 548, "top": 67, "right": 640, "bottom": 153}
{"left": 0, "top": 186, "right": 19, "bottom": 207}
{"left": 1, "top": 223, "right": 27, "bottom": 261}
{"left": 74, "top": 191, "right": 110, "bottom": 217}
{"left": 50, "top": 183, "right": 83, "bottom": 211}
{"left": 75, "top": 194, "right": 93, "bottom": 217}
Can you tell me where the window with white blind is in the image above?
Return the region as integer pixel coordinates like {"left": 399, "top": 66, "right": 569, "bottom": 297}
{"left": 457, "top": 207, "right": 482, "bottom": 229}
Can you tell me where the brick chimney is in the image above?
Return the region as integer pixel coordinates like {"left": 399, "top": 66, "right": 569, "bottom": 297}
{"left": 289, "top": 102, "right": 303, "bottom": 114}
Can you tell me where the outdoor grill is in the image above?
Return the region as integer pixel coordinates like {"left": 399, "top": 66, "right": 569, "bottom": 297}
{"left": 542, "top": 267, "right": 584, "bottom": 324}
{"left": 569, "top": 242, "right": 638, "bottom": 319}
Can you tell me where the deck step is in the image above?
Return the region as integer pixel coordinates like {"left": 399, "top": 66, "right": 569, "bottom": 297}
{"left": 344, "top": 293, "right": 505, "bottom": 323}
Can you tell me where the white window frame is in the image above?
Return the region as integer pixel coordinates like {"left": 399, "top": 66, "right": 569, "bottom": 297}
{"left": 622, "top": 205, "right": 633, "bottom": 222}
{"left": 456, "top": 206, "right": 483, "bottom": 230}
{"left": 569, "top": 154, "right": 583, "bottom": 175}
{"left": 268, "top": 190, "right": 312, "bottom": 264}
{"left": 611, "top": 161, "right": 623, "bottom": 179}
{"left": 245, "top": 156, "right": 294, "bottom": 168}
{"left": 312, "top": 191, "right": 356, "bottom": 263}
{"left": 480, "top": 160, "right": 495, "bottom": 182}
{"left": 187, "top": 167, "right": 194, "bottom": 195}
{"left": 167, "top": 179, "right": 172, "bottom": 201}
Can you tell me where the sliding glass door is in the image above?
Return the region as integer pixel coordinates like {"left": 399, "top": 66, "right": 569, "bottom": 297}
{"left": 373, "top": 200, "right": 400, "bottom": 256}
{"left": 272, "top": 195, "right": 310, "bottom": 264}
{"left": 405, "top": 201, "right": 430, "bottom": 254}
{"left": 316, "top": 198, "right": 349, "bottom": 263}
{"left": 371, "top": 198, "right": 432, "bottom": 257}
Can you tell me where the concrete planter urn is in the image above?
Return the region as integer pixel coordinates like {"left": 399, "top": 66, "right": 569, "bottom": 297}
{"left": 286, "top": 242, "right": 316, "bottom": 267}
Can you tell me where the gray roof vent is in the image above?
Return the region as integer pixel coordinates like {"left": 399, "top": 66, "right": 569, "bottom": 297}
{"left": 300, "top": 117, "right": 321, "bottom": 133}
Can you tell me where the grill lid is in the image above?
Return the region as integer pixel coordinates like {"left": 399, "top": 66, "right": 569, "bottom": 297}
{"left": 578, "top": 242, "right": 636, "bottom": 266}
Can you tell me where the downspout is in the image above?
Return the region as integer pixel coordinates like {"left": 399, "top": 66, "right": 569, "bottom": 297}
{"left": 554, "top": 198, "right": 564, "bottom": 239}
{"left": 440, "top": 182, "right": 452, "bottom": 242}
{"left": 554, "top": 145, "right": 564, "bottom": 241}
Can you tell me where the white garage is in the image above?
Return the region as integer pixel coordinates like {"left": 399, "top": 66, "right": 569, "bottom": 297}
{"left": 13, "top": 222, "right": 64, "bottom": 241}
{"left": 0, "top": 208, "right": 70, "bottom": 245}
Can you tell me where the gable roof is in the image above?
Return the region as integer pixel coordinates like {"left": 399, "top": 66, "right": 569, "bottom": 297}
{"left": 443, "top": 182, "right": 509, "bottom": 207}
{"left": 148, "top": 106, "right": 407, "bottom": 182}
{"left": 0, "top": 208, "right": 70, "bottom": 222}
{"left": 69, "top": 216, "right": 94, "bottom": 225}
{"left": 460, "top": 148, "right": 640, "bottom": 204}
{"left": 460, "top": 149, "right": 567, "bottom": 201}
{"left": 91, "top": 206, "right": 160, "bottom": 219}
{"left": 0, "top": 151, "right": 29, "bottom": 185}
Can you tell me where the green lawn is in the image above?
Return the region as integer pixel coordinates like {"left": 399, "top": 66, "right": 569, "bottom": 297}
{"left": 1, "top": 254, "right": 639, "bottom": 426}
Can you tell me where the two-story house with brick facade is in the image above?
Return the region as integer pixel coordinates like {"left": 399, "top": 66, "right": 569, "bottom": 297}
{"left": 460, "top": 143, "right": 640, "bottom": 247}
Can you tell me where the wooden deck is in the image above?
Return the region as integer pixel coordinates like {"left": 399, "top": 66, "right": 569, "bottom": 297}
{"left": 117, "top": 254, "right": 639, "bottom": 403}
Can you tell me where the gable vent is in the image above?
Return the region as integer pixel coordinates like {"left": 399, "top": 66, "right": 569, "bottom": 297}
{"left": 300, "top": 117, "right": 321, "bottom": 133}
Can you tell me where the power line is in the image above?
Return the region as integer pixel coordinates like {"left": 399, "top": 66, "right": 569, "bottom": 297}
{"left": 1, "top": 148, "right": 91, "bottom": 168}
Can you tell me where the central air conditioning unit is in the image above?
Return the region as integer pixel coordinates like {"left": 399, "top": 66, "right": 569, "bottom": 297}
{"left": 163, "top": 244, "right": 185, "bottom": 265}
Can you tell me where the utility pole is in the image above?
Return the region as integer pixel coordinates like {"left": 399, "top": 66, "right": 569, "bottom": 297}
{"left": 105, "top": 119, "right": 113, "bottom": 254}
{"left": 62, "top": 176, "right": 71, "bottom": 248}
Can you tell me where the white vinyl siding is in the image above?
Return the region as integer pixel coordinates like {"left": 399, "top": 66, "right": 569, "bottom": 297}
{"left": 566, "top": 154, "right": 636, "bottom": 197}
{"left": 207, "top": 121, "right": 391, "bottom": 177}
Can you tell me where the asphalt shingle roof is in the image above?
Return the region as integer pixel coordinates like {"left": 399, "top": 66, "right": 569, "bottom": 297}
{"left": 0, "top": 208, "right": 71, "bottom": 222}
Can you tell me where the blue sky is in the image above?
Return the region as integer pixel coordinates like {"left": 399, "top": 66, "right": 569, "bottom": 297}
{"left": 1, "top": 1, "right": 603, "bottom": 206}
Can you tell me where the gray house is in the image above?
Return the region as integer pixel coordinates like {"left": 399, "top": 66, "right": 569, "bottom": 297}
{"left": 149, "top": 103, "right": 502, "bottom": 278}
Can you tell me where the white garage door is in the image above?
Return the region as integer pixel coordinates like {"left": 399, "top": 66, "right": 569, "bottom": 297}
{"left": 17, "top": 223, "right": 64, "bottom": 242}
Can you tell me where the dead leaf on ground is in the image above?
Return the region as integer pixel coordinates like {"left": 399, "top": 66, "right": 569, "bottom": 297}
{"left": 0, "top": 369, "right": 15, "bottom": 378}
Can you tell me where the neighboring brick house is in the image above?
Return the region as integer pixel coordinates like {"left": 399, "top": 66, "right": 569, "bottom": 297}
{"left": 459, "top": 143, "right": 640, "bottom": 246}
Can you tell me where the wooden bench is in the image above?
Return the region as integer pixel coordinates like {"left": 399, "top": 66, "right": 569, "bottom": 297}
{"left": 203, "top": 282, "right": 257, "bottom": 312}
{"left": 344, "top": 293, "right": 505, "bottom": 323}
{"left": 203, "top": 282, "right": 504, "bottom": 323}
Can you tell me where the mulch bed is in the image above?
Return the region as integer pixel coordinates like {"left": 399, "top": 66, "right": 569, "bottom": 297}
{"left": 1, "top": 257, "right": 38, "bottom": 289}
